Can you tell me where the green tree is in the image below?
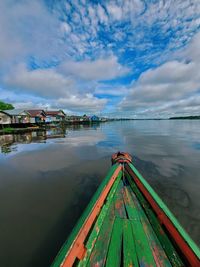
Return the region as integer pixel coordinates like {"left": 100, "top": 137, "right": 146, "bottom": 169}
{"left": 0, "top": 100, "right": 14, "bottom": 110}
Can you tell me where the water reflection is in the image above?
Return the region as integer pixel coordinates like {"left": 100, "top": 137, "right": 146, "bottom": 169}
{"left": 0, "top": 128, "right": 66, "bottom": 154}
{"left": 0, "top": 120, "right": 199, "bottom": 267}
{"left": 0, "top": 124, "right": 102, "bottom": 155}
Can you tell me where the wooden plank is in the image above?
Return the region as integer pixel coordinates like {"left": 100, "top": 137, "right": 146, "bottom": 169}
{"left": 60, "top": 166, "right": 122, "bottom": 267}
{"left": 126, "top": 163, "right": 200, "bottom": 266}
{"left": 105, "top": 217, "right": 123, "bottom": 267}
{"left": 126, "top": 185, "right": 172, "bottom": 267}
{"left": 123, "top": 219, "right": 139, "bottom": 267}
{"left": 86, "top": 192, "right": 118, "bottom": 267}
{"left": 78, "top": 172, "right": 122, "bottom": 267}
{"left": 122, "top": 186, "right": 157, "bottom": 267}
{"left": 126, "top": 173, "right": 184, "bottom": 266}
{"left": 114, "top": 180, "right": 127, "bottom": 218}
{"left": 51, "top": 164, "right": 121, "bottom": 267}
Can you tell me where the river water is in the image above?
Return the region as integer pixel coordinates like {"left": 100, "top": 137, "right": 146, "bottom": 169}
{"left": 0, "top": 120, "right": 200, "bottom": 267}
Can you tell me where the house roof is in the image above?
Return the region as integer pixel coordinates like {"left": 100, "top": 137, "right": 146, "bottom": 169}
{"left": 26, "top": 110, "right": 46, "bottom": 117}
{"left": 91, "top": 115, "right": 99, "bottom": 118}
{"left": 0, "top": 110, "right": 12, "bottom": 116}
{"left": 45, "top": 110, "right": 65, "bottom": 116}
{"left": 66, "top": 115, "right": 81, "bottom": 119}
{"left": 2, "top": 109, "right": 29, "bottom": 116}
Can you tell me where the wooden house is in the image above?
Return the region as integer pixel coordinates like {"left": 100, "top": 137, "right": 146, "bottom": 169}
{"left": 90, "top": 115, "right": 100, "bottom": 122}
{"left": 82, "top": 114, "right": 90, "bottom": 122}
{"left": 45, "top": 110, "right": 65, "bottom": 123}
{"left": 26, "top": 110, "right": 46, "bottom": 123}
{"left": 2, "top": 109, "right": 31, "bottom": 124}
{"left": 0, "top": 111, "right": 12, "bottom": 124}
{"left": 65, "top": 115, "right": 81, "bottom": 123}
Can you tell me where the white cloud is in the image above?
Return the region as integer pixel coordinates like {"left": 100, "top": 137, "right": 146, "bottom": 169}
{"left": 57, "top": 94, "right": 107, "bottom": 112}
{"left": 139, "top": 61, "right": 197, "bottom": 85}
{"left": 97, "top": 4, "right": 108, "bottom": 24}
{"left": 184, "top": 31, "right": 200, "bottom": 61}
{"left": 95, "top": 86, "right": 130, "bottom": 96}
{"left": 14, "top": 101, "right": 50, "bottom": 110}
{"left": 87, "top": 5, "right": 98, "bottom": 36}
{"left": 120, "top": 32, "right": 200, "bottom": 117}
{"left": 106, "top": 4, "right": 123, "bottom": 20}
{"left": 61, "top": 131, "right": 105, "bottom": 146}
{"left": 133, "top": 95, "right": 200, "bottom": 118}
{"left": 60, "top": 55, "right": 130, "bottom": 81}
{"left": 120, "top": 60, "right": 199, "bottom": 108}
{"left": 4, "top": 64, "right": 74, "bottom": 98}
{"left": 2, "top": 64, "right": 107, "bottom": 113}
{"left": 60, "top": 22, "right": 71, "bottom": 34}
{"left": 1, "top": 0, "right": 200, "bottom": 116}
{"left": 0, "top": 0, "right": 62, "bottom": 66}
{"left": 11, "top": 95, "right": 106, "bottom": 114}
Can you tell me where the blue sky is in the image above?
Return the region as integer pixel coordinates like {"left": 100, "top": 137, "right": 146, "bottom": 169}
{"left": 0, "top": 0, "right": 200, "bottom": 117}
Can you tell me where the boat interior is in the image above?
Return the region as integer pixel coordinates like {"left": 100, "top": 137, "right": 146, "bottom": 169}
{"left": 75, "top": 167, "right": 188, "bottom": 267}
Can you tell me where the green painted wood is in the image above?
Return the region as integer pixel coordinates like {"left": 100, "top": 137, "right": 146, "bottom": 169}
{"left": 78, "top": 171, "right": 122, "bottom": 267}
{"left": 123, "top": 219, "right": 139, "bottom": 267}
{"left": 51, "top": 164, "right": 120, "bottom": 267}
{"left": 126, "top": 173, "right": 184, "bottom": 266}
{"left": 126, "top": 163, "right": 200, "bottom": 260}
{"left": 86, "top": 194, "right": 117, "bottom": 266}
{"left": 126, "top": 185, "right": 172, "bottom": 267}
{"left": 105, "top": 217, "right": 123, "bottom": 267}
{"left": 122, "top": 185, "right": 157, "bottom": 267}
{"left": 114, "top": 180, "right": 127, "bottom": 218}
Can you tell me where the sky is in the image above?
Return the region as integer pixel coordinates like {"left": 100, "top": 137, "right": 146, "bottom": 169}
{"left": 0, "top": 0, "right": 200, "bottom": 118}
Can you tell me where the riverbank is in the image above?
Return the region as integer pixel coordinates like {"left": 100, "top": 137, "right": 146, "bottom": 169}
{"left": 0, "top": 126, "right": 45, "bottom": 135}
{"left": 0, "top": 121, "right": 102, "bottom": 135}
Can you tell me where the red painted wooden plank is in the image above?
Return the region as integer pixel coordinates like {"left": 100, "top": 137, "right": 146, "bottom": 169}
{"left": 114, "top": 180, "right": 127, "bottom": 218}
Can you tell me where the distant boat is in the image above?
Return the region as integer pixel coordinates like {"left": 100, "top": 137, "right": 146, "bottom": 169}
{"left": 51, "top": 152, "right": 200, "bottom": 267}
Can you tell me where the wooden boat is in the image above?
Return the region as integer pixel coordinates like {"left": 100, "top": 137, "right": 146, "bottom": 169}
{"left": 51, "top": 152, "right": 200, "bottom": 267}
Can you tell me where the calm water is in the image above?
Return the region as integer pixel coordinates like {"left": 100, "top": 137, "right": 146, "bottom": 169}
{"left": 0, "top": 120, "right": 200, "bottom": 267}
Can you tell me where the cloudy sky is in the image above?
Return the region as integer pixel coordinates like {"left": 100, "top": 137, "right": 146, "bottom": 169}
{"left": 0, "top": 0, "right": 200, "bottom": 118}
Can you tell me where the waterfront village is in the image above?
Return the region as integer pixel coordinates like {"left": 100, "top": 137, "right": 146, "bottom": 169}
{"left": 0, "top": 108, "right": 108, "bottom": 128}
{"left": 0, "top": 108, "right": 109, "bottom": 152}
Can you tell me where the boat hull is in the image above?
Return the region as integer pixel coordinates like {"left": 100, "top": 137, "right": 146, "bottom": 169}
{"left": 51, "top": 152, "right": 200, "bottom": 267}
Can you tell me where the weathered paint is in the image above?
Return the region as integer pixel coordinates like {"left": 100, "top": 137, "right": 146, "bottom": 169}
{"left": 51, "top": 153, "right": 200, "bottom": 267}
{"left": 126, "top": 163, "right": 200, "bottom": 266}
{"left": 127, "top": 185, "right": 172, "bottom": 267}
{"left": 126, "top": 172, "right": 183, "bottom": 266}
{"left": 122, "top": 185, "right": 157, "bottom": 267}
{"left": 60, "top": 164, "right": 122, "bottom": 267}
{"left": 86, "top": 198, "right": 116, "bottom": 266}
{"left": 114, "top": 180, "right": 127, "bottom": 218}
{"left": 51, "top": 164, "right": 121, "bottom": 267}
{"left": 105, "top": 217, "right": 123, "bottom": 267}
{"left": 123, "top": 219, "right": 139, "bottom": 267}
{"left": 78, "top": 171, "right": 122, "bottom": 267}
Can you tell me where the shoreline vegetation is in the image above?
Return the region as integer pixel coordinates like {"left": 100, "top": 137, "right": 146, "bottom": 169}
{"left": 169, "top": 115, "right": 200, "bottom": 120}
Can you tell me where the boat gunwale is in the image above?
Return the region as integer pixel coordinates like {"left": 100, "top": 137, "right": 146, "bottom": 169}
{"left": 125, "top": 162, "right": 200, "bottom": 266}
{"left": 51, "top": 163, "right": 122, "bottom": 267}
